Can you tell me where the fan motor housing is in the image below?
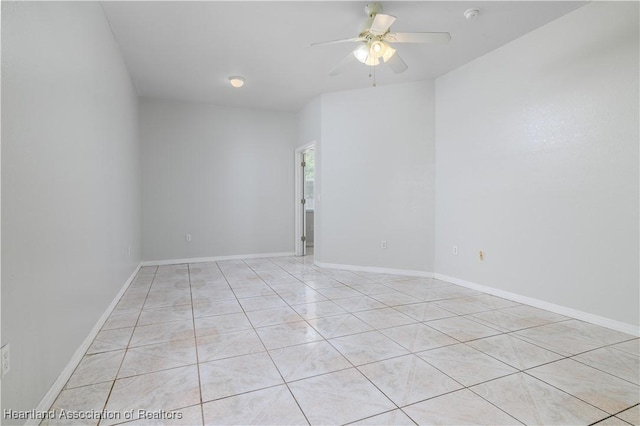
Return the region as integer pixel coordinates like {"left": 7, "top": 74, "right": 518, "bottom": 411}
{"left": 361, "top": 3, "right": 384, "bottom": 36}
{"left": 365, "top": 3, "right": 383, "bottom": 17}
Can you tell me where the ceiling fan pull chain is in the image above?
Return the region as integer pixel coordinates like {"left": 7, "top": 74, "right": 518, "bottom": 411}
{"left": 373, "top": 63, "right": 377, "bottom": 87}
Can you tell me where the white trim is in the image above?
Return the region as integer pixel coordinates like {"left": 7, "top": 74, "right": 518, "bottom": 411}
{"left": 141, "top": 252, "right": 295, "bottom": 267}
{"left": 434, "top": 273, "right": 640, "bottom": 337}
{"left": 309, "top": 261, "right": 639, "bottom": 336}
{"left": 27, "top": 263, "right": 143, "bottom": 426}
{"left": 315, "top": 260, "right": 434, "bottom": 278}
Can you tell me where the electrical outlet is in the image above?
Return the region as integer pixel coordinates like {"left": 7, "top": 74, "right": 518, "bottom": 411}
{"left": 1, "top": 344, "right": 10, "bottom": 377}
{"left": 453, "top": 246, "right": 458, "bottom": 255}
{"left": 185, "top": 234, "right": 192, "bottom": 242}
{"left": 381, "top": 240, "right": 387, "bottom": 249}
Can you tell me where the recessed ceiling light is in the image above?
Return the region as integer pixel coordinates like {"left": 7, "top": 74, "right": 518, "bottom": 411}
{"left": 228, "top": 76, "right": 245, "bottom": 88}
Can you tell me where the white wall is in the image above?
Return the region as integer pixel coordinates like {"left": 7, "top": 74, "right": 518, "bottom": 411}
{"left": 140, "top": 98, "right": 296, "bottom": 261}
{"left": 435, "top": 2, "right": 639, "bottom": 327}
{"left": 296, "top": 96, "right": 321, "bottom": 149}
{"left": 1, "top": 1, "right": 141, "bottom": 417}
{"left": 318, "top": 81, "right": 436, "bottom": 272}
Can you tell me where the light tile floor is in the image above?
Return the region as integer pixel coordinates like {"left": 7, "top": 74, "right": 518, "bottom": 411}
{"left": 44, "top": 255, "right": 639, "bottom": 425}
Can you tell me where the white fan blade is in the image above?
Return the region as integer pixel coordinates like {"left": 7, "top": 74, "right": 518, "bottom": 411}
{"left": 369, "top": 13, "right": 396, "bottom": 36}
{"left": 386, "top": 52, "right": 408, "bottom": 74}
{"left": 329, "top": 51, "right": 357, "bottom": 76}
{"left": 308, "top": 37, "right": 364, "bottom": 47}
{"left": 385, "top": 32, "right": 451, "bottom": 44}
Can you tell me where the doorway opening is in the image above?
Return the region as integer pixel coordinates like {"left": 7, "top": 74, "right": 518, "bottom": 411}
{"left": 295, "top": 143, "right": 315, "bottom": 256}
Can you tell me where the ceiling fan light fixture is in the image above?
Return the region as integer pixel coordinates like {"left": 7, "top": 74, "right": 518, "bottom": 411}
{"left": 228, "top": 76, "right": 245, "bottom": 88}
{"left": 353, "top": 40, "right": 396, "bottom": 66}
{"left": 353, "top": 44, "right": 370, "bottom": 63}
{"left": 310, "top": 2, "right": 451, "bottom": 77}
{"left": 370, "top": 40, "right": 395, "bottom": 64}
{"left": 381, "top": 45, "right": 396, "bottom": 63}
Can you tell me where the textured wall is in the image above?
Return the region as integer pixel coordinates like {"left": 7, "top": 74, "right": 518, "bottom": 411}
{"left": 2, "top": 2, "right": 141, "bottom": 417}
{"left": 435, "top": 2, "right": 639, "bottom": 327}
{"left": 140, "top": 98, "right": 296, "bottom": 261}
{"left": 318, "top": 81, "right": 436, "bottom": 272}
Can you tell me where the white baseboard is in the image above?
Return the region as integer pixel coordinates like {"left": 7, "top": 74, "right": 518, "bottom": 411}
{"left": 434, "top": 273, "right": 640, "bottom": 337}
{"left": 141, "top": 251, "right": 296, "bottom": 267}
{"left": 315, "top": 260, "right": 434, "bottom": 278}
{"left": 310, "top": 260, "right": 638, "bottom": 336}
{"left": 27, "top": 263, "right": 143, "bottom": 426}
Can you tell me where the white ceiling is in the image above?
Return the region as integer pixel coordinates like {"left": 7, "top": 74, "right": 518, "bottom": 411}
{"left": 101, "top": 1, "right": 586, "bottom": 112}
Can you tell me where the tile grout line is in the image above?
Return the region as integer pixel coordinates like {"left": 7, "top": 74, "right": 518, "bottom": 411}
{"left": 521, "top": 369, "right": 636, "bottom": 420}
{"left": 234, "top": 258, "right": 632, "bottom": 424}
{"left": 221, "top": 255, "right": 638, "bottom": 426}
{"left": 53, "top": 255, "right": 638, "bottom": 426}
{"left": 345, "top": 409, "right": 419, "bottom": 426}
{"left": 393, "top": 334, "right": 528, "bottom": 423}
{"left": 127, "top": 271, "right": 637, "bottom": 425}
{"left": 245, "top": 256, "right": 417, "bottom": 423}
{"left": 186, "top": 263, "right": 207, "bottom": 426}
{"left": 97, "top": 265, "right": 159, "bottom": 426}
{"left": 463, "top": 384, "right": 529, "bottom": 425}
{"left": 568, "top": 350, "right": 640, "bottom": 387}
{"left": 284, "top": 261, "right": 426, "bottom": 424}
{"left": 289, "top": 259, "right": 638, "bottom": 425}
{"left": 240, "top": 257, "right": 314, "bottom": 425}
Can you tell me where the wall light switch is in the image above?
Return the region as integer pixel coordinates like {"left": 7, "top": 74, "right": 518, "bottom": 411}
{"left": 185, "top": 234, "right": 192, "bottom": 242}
{"left": 381, "top": 240, "right": 387, "bottom": 249}
{"left": 1, "top": 344, "right": 10, "bottom": 377}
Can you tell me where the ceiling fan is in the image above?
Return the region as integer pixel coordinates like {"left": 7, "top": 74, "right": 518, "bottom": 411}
{"left": 310, "top": 3, "right": 451, "bottom": 76}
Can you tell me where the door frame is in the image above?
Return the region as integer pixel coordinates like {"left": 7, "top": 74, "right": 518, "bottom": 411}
{"left": 294, "top": 142, "right": 315, "bottom": 256}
